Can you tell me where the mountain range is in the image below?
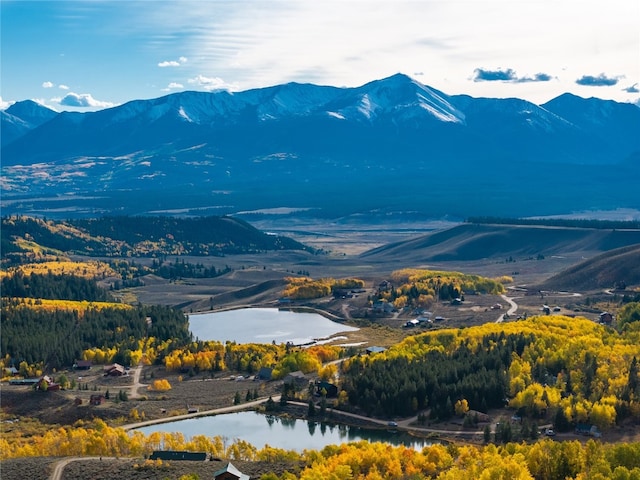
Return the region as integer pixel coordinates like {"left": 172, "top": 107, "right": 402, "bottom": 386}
{"left": 2, "top": 73, "right": 639, "bottom": 219}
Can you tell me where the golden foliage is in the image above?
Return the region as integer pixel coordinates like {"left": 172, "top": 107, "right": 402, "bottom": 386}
{"left": 148, "top": 379, "right": 172, "bottom": 391}
{"left": 1, "top": 260, "right": 117, "bottom": 280}
{"left": 1, "top": 414, "right": 640, "bottom": 480}
{"left": 283, "top": 277, "right": 364, "bottom": 300}
{"left": 5, "top": 298, "right": 132, "bottom": 317}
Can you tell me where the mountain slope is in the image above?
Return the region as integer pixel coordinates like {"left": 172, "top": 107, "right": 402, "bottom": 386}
{"left": 537, "top": 244, "right": 640, "bottom": 291}
{"left": 359, "top": 223, "right": 640, "bottom": 262}
{"left": 1, "top": 100, "right": 58, "bottom": 147}
{"left": 2, "top": 74, "right": 639, "bottom": 218}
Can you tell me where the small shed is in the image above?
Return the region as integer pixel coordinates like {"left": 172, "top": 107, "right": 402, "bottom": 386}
{"left": 90, "top": 394, "right": 104, "bottom": 405}
{"left": 365, "top": 346, "right": 387, "bottom": 355}
{"left": 149, "top": 450, "right": 207, "bottom": 461}
{"left": 214, "top": 462, "right": 250, "bottom": 480}
{"left": 599, "top": 312, "right": 614, "bottom": 325}
{"left": 256, "top": 367, "right": 273, "bottom": 381}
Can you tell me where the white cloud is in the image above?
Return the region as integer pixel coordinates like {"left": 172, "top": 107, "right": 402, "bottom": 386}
{"left": 158, "top": 56, "right": 188, "bottom": 67}
{"left": 187, "top": 75, "right": 237, "bottom": 91}
{"left": 42, "top": 81, "right": 54, "bottom": 88}
{"left": 59, "top": 84, "right": 70, "bottom": 90}
{"left": 161, "top": 82, "right": 184, "bottom": 92}
{"left": 57, "top": 92, "right": 114, "bottom": 108}
{"left": 0, "top": 96, "right": 15, "bottom": 110}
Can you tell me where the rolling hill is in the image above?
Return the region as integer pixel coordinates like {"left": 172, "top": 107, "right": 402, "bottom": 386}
{"left": 536, "top": 244, "right": 640, "bottom": 291}
{"left": 359, "top": 223, "right": 640, "bottom": 263}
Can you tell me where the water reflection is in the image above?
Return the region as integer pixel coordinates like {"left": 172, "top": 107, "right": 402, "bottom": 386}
{"left": 135, "top": 411, "right": 434, "bottom": 451}
{"left": 189, "top": 308, "right": 358, "bottom": 345}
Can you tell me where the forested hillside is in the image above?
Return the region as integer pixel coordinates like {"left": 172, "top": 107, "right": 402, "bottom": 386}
{"left": 341, "top": 315, "right": 640, "bottom": 432}
{"left": 1, "top": 215, "right": 311, "bottom": 266}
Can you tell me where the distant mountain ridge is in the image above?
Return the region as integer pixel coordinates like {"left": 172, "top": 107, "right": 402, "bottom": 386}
{"left": 2, "top": 74, "right": 639, "bottom": 219}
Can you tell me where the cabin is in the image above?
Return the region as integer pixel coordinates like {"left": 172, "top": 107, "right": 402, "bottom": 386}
{"left": 599, "top": 312, "right": 614, "bottom": 325}
{"left": 404, "top": 319, "right": 419, "bottom": 328}
{"left": 315, "top": 380, "right": 338, "bottom": 398}
{"left": 73, "top": 360, "right": 93, "bottom": 370}
{"left": 256, "top": 367, "right": 273, "bottom": 381}
{"left": 37, "top": 375, "right": 60, "bottom": 391}
{"left": 466, "top": 410, "right": 490, "bottom": 423}
{"left": 372, "top": 301, "right": 394, "bottom": 314}
{"left": 365, "top": 346, "right": 387, "bottom": 355}
{"left": 4, "top": 366, "right": 19, "bottom": 376}
{"left": 214, "top": 461, "right": 250, "bottom": 480}
{"left": 103, "top": 363, "right": 126, "bottom": 376}
{"left": 284, "top": 371, "right": 309, "bottom": 387}
{"left": 89, "top": 394, "right": 104, "bottom": 405}
{"left": 575, "top": 424, "right": 601, "bottom": 437}
{"left": 149, "top": 450, "right": 208, "bottom": 461}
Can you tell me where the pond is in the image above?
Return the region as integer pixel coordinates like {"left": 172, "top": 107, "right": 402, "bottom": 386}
{"left": 188, "top": 308, "right": 359, "bottom": 345}
{"left": 134, "top": 411, "right": 434, "bottom": 451}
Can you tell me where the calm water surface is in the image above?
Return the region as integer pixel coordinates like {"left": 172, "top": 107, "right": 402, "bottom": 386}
{"left": 135, "top": 411, "right": 433, "bottom": 451}
{"left": 188, "top": 308, "right": 358, "bottom": 345}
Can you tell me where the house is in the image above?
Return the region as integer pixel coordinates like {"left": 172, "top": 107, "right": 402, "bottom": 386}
{"left": 365, "top": 346, "right": 387, "bottom": 355}
{"left": 372, "top": 301, "right": 394, "bottom": 314}
{"left": 74, "top": 360, "right": 93, "bottom": 370}
{"left": 575, "top": 424, "right": 602, "bottom": 437}
{"left": 37, "top": 375, "right": 60, "bottom": 391}
{"left": 256, "top": 367, "right": 273, "bottom": 381}
{"left": 404, "top": 319, "right": 419, "bottom": 328}
{"left": 90, "top": 394, "right": 104, "bottom": 405}
{"left": 103, "top": 363, "right": 126, "bottom": 376}
{"left": 378, "top": 280, "right": 393, "bottom": 292}
{"left": 4, "top": 366, "right": 19, "bottom": 376}
{"left": 284, "top": 371, "right": 309, "bottom": 387}
{"left": 599, "top": 312, "right": 614, "bottom": 325}
{"left": 315, "top": 381, "right": 338, "bottom": 398}
{"left": 149, "top": 450, "right": 208, "bottom": 461}
{"left": 466, "top": 410, "right": 490, "bottom": 423}
{"left": 214, "top": 461, "right": 250, "bottom": 480}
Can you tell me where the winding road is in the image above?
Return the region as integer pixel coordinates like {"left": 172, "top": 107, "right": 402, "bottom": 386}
{"left": 496, "top": 294, "right": 518, "bottom": 322}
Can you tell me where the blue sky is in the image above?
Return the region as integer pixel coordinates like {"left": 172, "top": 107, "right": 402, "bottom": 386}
{"left": 1, "top": 0, "right": 638, "bottom": 112}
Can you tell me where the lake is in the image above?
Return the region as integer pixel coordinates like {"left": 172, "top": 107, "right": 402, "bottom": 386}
{"left": 188, "top": 308, "right": 358, "bottom": 345}
{"left": 134, "top": 411, "right": 434, "bottom": 451}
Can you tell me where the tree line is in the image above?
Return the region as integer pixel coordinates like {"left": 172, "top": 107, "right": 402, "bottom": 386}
{"left": 340, "top": 332, "right": 532, "bottom": 419}
{"left": 1, "top": 303, "right": 191, "bottom": 369}
{"left": 467, "top": 216, "right": 640, "bottom": 230}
